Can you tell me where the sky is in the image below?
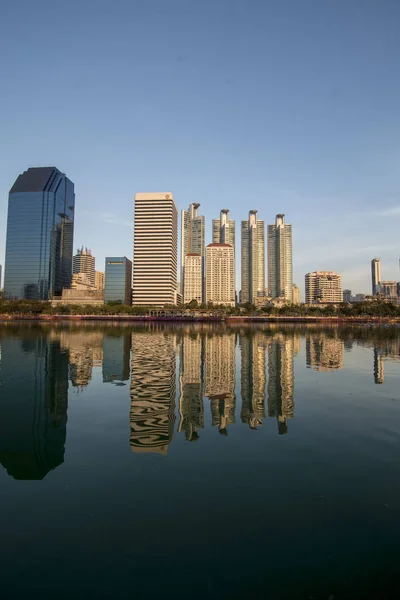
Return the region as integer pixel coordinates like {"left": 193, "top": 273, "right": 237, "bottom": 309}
{"left": 1, "top": 0, "right": 400, "bottom": 299}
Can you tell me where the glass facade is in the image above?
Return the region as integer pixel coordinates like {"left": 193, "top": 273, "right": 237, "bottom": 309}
{"left": 104, "top": 257, "right": 132, "bottom": 304}
{"left": 4, "top": 167, "right": 75, "bottom": 300}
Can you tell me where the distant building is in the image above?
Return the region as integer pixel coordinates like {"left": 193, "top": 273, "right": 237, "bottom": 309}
{"left": 133, "top": 192, "right": 177, "bottom": 306}
{"left": 71, "top": 273, "right": 93, "bottom": 289}
{"left": 4, "top": 167, "right": 75, "bottom": 300}
{"left": 292, "top": 284, "right": 300, "bottom": 305}
{"left": 73, "top": 248, "right": 95, "bottom": 287}
{"left": 371, "top": 258, "right": 381, "bottom": 296}
{"left": 183, "top": 253, "right": 202, "bottom": 304}
{"left": 241, "top": 210, "right": 265, "bottom": 303}
{"left": 397, "top": 282, "right": 400, "bottom": 298}
{"left": 95, "top": 270, "right": 105, "bottom": 291}
{"left": 305, "top": 271, "right": 343, "bottom": 304}
{"left": 181, "top": 203, "right": 205, "bottom": 298}
{"left": 378, "top": 280, "right": 397, "bottom": 299}
{"left": 205, "top": 244, "right": 235, "bottom": 307}
{"left": 268, "top": 214, "right": 293, "bottom": 302}
{"left": 105, "top": 257, "right": 132, "bottom": 304}
{"left": 343, "top": 289, "right": 352, "bottom": 303}
{"left": 354, "top": 293, "right": 365, "bottom": 302}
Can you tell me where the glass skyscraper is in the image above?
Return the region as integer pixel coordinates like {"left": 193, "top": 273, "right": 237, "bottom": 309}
{"left": 4, "top": 167, "right": 75, "bottom": 300}
{"left": 104, "top": 257, "right": 132, "bottom": 304}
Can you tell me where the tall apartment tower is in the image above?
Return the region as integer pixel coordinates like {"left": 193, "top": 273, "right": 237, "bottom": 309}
{"left": 305, "top": 271, "right": 343, "bottom": 303}
{"left": 212, "top": 209, "right": 235, "bottom": 248}
{"left": 4, "top": 167, "right": 75, "bottom": 300}
{"left": 73, "top": 248, "right": 95, "bottom": 287}
{"left": 371, "top": 258, "right": 381, "bottom": 295}
{"left": 205, "top": 243, "right": 235, "bottom": 307}
{"left": 241, "top": 210, "right": 265, "bottom": 303}
{"left": 183, "top": 254, "right": 202, "bottom": 304}
{"left": 268, "top": 214, "right": 293, "bottom": 302}
{"left": 181, "top": 203, "right": 205, "bottom": 296}
{"left": 133, "top": 192, "right": 178, "bottom": 306}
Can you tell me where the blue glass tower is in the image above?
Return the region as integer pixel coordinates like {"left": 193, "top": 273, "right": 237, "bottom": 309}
{"left": 104, "top": 257, "right": 132, "bottom": 304}
{"left": 4, "top": 167, "right": 75, "bottom": 300}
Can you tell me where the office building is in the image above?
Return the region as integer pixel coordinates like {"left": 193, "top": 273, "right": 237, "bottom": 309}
{"left": 95, "top": 270, "right": 105, "bottom": 291}
{"left": 181, "top": 203, "right": 205, "bottom": 297}
{"left": 343, "top": 289, "right": 352, "bottom": 303}
{"left": 305, "top": 271, "right": 343, "bottom": 304}
{"left": 105, "top": 257, "right": 132, "bottom": 304}
{"left": 4, "top": 167, "right": 75, "bottom": 300}
{"left": 133, "top": 192, "right": 178, "bottom": 306}
{"left": 205, "top": 244, "right": 235, "bottom": 306}
{"left": 73, "top": 247, "right": 95, "bottom": 287}
{"left": 292, "top": 284, "right": 300, "bottom": 305}
{"left": 377, "top": 280, "right": 397, "bottom": 299}
{"left": 183, "top": 253, "right": 202, "bottom": 304}
{"left": 268, "top": 214, "right": 293, "bottom": 302}
{"left": 371, "top": 258, "right": 381, "bottom": 296}
{"left": 241, "top": 210, "right": 265, "bottom": 304}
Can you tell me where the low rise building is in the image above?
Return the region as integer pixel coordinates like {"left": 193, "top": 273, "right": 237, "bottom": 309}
{"left": 378, "top": 281, "right": 397, "bottom": 299}
{"left": 305, "top": 271, "right": 343, "bottom": 304}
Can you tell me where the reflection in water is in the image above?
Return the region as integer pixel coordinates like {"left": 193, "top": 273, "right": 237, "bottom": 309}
{"left": 306, "top": 330, "right": 344, "bottom": 371}
{"left": 240, "top": 333, "right": 267, "bottom": 429}
{"left": 0, "top": 333, "right": 69, "bottom": 480}
{"left": 102, "top": 332, "right": 131, "bottom": 384}
{"left": 204, "top": 332, "right": 236, "bottom": 435}
{"left": 374, "top": 348, "right": 384, "bottom": 384}
{"left": 130, "top": 331, "right": 176, "bottom": 454}
{"left": 178, "top": 333, "right": 204, "bottom": 441}
{"left": 268, "top": 335, "right": 295, "bottom": 435}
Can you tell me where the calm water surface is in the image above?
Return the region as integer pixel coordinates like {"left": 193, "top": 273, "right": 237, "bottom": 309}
{"left": 0, "top": 323, "right": 399, "bottom": 600}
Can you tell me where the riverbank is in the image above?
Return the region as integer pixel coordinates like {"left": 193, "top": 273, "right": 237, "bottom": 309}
{"left": 1, "top": 314, "right": 400, "bottom": 324}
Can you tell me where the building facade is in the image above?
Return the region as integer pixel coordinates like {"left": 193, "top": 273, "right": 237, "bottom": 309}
{"left": 378, "top": 280, "right": 397, "bottom": 298}
{"left": 4, "top": 167, "right": 75, "bottom": 300}
{"left": 205, "top": 243, "right": 235, "bottom": 307}
{"left": 133, "top": 192, "right": 178, "bottom": 306}
{"left": 104, "top": 257, "right": 132, "bottom": 304}
{"left": 181, "top": 203, "right": 205, "bottom": 298}
{"left": 343, "top": 289, "right": 352, "bottom": 303}
{"left": 73, "top": 248, "right": 95, "bottom": 287}
{"left": 305, "top": 271, "right": 343, "bottom": 304}
{"left": 95, "top": 270, "right": 105, "bottom": 291}
{"left": 183, "top": 253, "right": 202, "bottom": 304}
{"left": 267, "top": 214, "right": 293, "bottom": 302}
{"left": 292, "top": 284, "right": 300, "bottom": 305}
{"left": 241, "top": 210, "right": 265, "bottom": 304}
{"left": 371, "top": 258, "right": 381, "bottom": 296}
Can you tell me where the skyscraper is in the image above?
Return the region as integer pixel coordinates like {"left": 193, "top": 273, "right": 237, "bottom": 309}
{"left": 133, "top": 193, "right": 178, "bottom": 306}
{"left": 305, "top": 271, "right": 343, "bottom": 304}
{"left": 104, "top": 257, "right": 132, "bottom": 304}
{"left": 73, "top": 247, "right": 95, "bottom": 287}
{"left": 4, "top": 167, "right": 75, "bottom": 300}
{"left": 205, "top": 244, "right": 235, "bottom": 306}
{"left": 241, "top": 210, "right": 265, "bottom": 303}
{"left": 181, "top": 203, "right": 205, "bottom": 296}
{"left": 268, "top": 214, "right": 293, "bottom": 302}
{"left": 371, "top": 258, "right": 381, "bottom": 296}
{"left": 213, "top": 209, "right": 235, "bottom": 249}
{"left": 183, "top": 253, "right": 202, "bottom": 304}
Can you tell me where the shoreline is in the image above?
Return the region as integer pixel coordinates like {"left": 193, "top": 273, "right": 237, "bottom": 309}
{"left": 0, "top": 314, "right": 399, "bottom": 324}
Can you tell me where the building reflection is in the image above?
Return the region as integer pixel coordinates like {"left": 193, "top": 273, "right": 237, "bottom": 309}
{"left": 268, "top": 335, "right": 294, "bottom": 435}
{"left": 178, "top": 333, "right": 204, "bottom": 441}
{"left": 240, "top": 333, "right": 267, "bottom": 429}
{"left": 130, "top": 331, "right": 176, "bottom": 454}
{"left": 204, "top": 332, "right": 236, "bottom": 435}
{"left": 306, "top": 331, "right": 344, "bottom": 371}
{"left": 0, "top": 334, "right": 69, "bottom": 480}
{"left": 373, "top": 348, "right": 384, "bottom": 384}
{"left": 102, "top": 332, "right": 131, "bottom": 384}
{"left": 50, "top": 329, "right": 104, "bottom": 390}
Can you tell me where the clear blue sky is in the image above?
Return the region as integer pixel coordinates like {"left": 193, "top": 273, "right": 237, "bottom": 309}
{"left": 1, "top": 0, "right": 400, "bottom": 297}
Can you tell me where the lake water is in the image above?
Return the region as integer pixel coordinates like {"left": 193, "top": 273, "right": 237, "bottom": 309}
{"left": 0, "top": 323, "right": 399, "bottom": 600}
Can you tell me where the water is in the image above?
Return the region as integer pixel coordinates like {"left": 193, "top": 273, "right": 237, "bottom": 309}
{"left": 0, "top": 323, "right": 399, "bottom": 600}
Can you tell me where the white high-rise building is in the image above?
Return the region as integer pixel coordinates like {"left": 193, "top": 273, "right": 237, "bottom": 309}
{"left": 183, "top": 253, "right": 202, "bottom": 304}
{"left": 371, "top": 258, "right": 381, "bottom": 296}
{"left": 241, "top": 210, "right": 265, "bottom": 303}
{"left": 305, "top": 271, "right": 343, "bottom": 304}
{"left": 181, "top": 203, "right": 205, "bottom": 297}
{"left": 73, "top": 248, "right": 95, "bottom": 287}
{"left": 133, "top": 192, "right": 178, "bottom": 306}
{"left": 205, "top": 243, "right": 235, "bottom": 307}
{"left": 212, "top": 209, "right": 235, "bottom": 249}
{"left": 268, "top": 214, "right": 293, "bottom": 302}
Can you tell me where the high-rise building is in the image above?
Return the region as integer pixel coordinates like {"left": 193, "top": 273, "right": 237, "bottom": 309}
{"left": 292, "top": 283, "right": 300, "bottom": 305}
{"left": 205, "top": 244, "right": 235, "bottom": 306}
{"left": 212, "top": 209, "right": 235, "bottom": 248}
{"left": 95, "top": 270, "right": 105, "bottom": 291}
{"left": 104, "top": 257, "right": 132, "bottom": 304}
{"left": 4, "top": 167, "right": 75, "bottom": 300}
{"left": 377, "top": 280, "right": 397, "bottom": 299}
{"left": 183, "top": 253, "right": 202, "bottom": 304}
{"left": 343, "top": 289, "right": 352, "bottom": 303}
{"left": 268, "top": 214, "right": 293, "bottom": 302}
{"left": 181, "top": 203, "right": 205, "bottom": 297}
{"left": 73, "top": 248, "right": 95, "bottom": 287}
{"left": 371, "top": 258, "right": 381, "bottom": 296}
{"left": 133, "top": 192, "right": 178, "bottom": 306}
{"left": 241, "top": 210, "right": 265, "bottom": 304}
{"left": 305, "top": 271, "right": 343, "bottom": 304}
